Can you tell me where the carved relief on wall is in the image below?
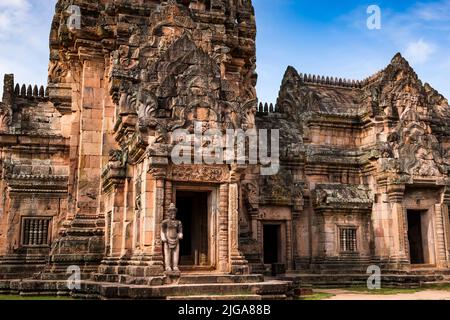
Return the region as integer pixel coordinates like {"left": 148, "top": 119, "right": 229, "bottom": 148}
{"left": 48, "top": 60, "right": 68, "bottom": 84}
{"left": 137, "top": 89, "right": 158, "bottom": 131}
{"left": 367, "top": 55, "right": 450, "bottom": 177}
{"left": 378, "top": 106, "right": 448, "bottom": 177}
{"left": 241, "top": 99, "right": 257, "bottom": 130}
{"left": 170, "top": 165, "right": 227, "bottom": 183}
{"left": 260, "top": 168, "right": 304, "bottom": 207}
{"left": 312, "top": 184, "right": 372, "bottom": 209}
{"left": 242, "top": 182, "right": 259, "bottom": 211}
{"left": 259, "top": 206, "right": 291, "bottom": 221}
{"left": 0, "top": 102, "right": 12, "bottom": 132}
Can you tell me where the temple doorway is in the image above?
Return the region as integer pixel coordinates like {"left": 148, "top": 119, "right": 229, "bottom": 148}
{"left": 176, "top": 191, "right": 210, "bottom": 267}
{"left": 263, "top": 224, "right": 281, "bottom": 264}
{"left": 407, "top": 210, "right": 426, "bottom": 265}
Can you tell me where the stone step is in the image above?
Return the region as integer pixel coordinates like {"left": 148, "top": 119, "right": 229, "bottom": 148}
{"left": 92, "top": 273, "right": 264, "bottom": 285}
{"left": 177, "top": 274, "right": 264, "bottom": 285}
{"left": 0, "top": 278, "right": 292, "bottom": 299}
{"left": 99, "top": 281, "right": 288, "bottom": 299}
{"left": 92, "top": 274, "right": 166, "bottom": 286}
{"left": 167, "top": 294, "right": 262, "bottom": 300}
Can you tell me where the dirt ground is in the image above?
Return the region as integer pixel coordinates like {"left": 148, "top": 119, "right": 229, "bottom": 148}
{"left": 320, "top": 288, "right": 450, "bottom": 300}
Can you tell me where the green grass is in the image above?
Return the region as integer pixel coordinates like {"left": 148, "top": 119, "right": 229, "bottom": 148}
{"left": 0, "top": 295, "right": 74, "bottom": 300}
{"left": 421, "top": 284, "right": 450, "bottom": 291}
{"left": 342, "top": 286, "right": 422, "bottom": 295}
{"left": 297, "top": 292, "right": 335, "bottom": 300}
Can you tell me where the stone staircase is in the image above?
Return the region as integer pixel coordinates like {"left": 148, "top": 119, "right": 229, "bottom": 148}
{"left": 0, "top": 254, "right": 48, "bottom": 280}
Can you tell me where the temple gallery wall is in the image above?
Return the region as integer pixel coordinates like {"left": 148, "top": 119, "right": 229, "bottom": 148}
{"left": 0, "top": 0, "right": 449, "bottom": 298}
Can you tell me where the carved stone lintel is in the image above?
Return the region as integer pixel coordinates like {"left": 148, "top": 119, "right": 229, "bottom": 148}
{"left": 171, "top": 165, "right": 227, "bottom": 183}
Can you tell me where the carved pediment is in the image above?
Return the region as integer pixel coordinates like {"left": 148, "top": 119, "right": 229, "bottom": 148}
{"left": 377, "top": 103, "right": 448, "bottom": 177}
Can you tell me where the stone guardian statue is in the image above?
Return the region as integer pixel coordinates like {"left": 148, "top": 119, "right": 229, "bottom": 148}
{"left": 161, "top": 203, "right": 183, "bottom": 272}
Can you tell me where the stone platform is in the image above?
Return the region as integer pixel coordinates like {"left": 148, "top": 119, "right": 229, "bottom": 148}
{"left": 279, "top": 269, "right": 450, "bottom": 288}
{"left": 0, "top": 274, "right": 293, "bottom": 300}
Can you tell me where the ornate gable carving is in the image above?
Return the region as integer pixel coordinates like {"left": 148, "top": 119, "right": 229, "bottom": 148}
{"left": 370, "top": 54, "right": 450, "bottom": 177}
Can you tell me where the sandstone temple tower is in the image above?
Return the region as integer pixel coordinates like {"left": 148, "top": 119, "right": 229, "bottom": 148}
{"left": 0, "top": 0, "right": 449, "bottom": 298}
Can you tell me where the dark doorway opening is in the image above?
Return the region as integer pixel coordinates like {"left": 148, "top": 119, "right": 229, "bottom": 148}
{"left": 176, "top": 191, "right": 209, "bottom": 266}
{"left": 263, "top": 224, "right": 281, "bottom": 264}
{"left": 407, "top": 210, "right": 425, "bottom": 264}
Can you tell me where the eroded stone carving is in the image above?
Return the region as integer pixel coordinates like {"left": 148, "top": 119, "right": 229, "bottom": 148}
{"left": 0, "top": 102, "right": 12, "bottom": 132}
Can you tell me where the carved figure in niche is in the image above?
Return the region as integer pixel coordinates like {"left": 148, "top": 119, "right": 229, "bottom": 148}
{"left": 107, "top": 149, "right": 127, "bottom": 170}
{"left": 212, "top": 45, "right": 231, "bottom": 79}
{"left": 161, "top": 203, "right": 183, "bottom": 272}
{"left": 137, "top": 90, "right": 158, "bottom": 130}
{"left": 242, "top": 100, "right": 257, "bottom": 130}
{"left": 243, "top": 182, "right": 258, "bottom": 211}
{"left": 117, "top": 45, "right": 132, "bottom": 68}
{"left": 243, "top": 56, "right": 258, "bottom": 99}
{"left": 220, "top": 104, "right": 237, "bottom": 130}
{"left": 0, "top": 102, "right": 12, "bottom": 132}
{"left": 48, "top": 60, "right": 69, "bottom": 83}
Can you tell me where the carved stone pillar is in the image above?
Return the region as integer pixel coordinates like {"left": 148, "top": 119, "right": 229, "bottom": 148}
{"left": 434, "top": 204, "right": 448, "bottom": 267}
{"left": 131, "top": 154, "right": 168, "bottom": 275}
{"left": 228, "top": 166, "right": 249, "bottom": 274}
{"left": 110, "top": 181, "right": 125, "bottom": 257}
{"left": 121, "top": 177, "right": 134, "bottom": 258}
{"left": 164, "top": 179, "right": 173, "bottom": 219}
{"left": 441, "top": 187, "right": 450, "bottom": 266}
{"left": 387, "top": 183, "right": 408, "bottom": 264}
{"left": 218, "top": 183, "right": 229, "bottom": 272}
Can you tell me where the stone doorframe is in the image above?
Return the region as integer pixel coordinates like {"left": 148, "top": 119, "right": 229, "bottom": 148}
{"left": 256, "top": 206, "right": 293, "bottom": 270}
{"left": 403, "top": 206, "right": 437, "bottom": 266}
{"left": 170, "top": 183, "right": 219, "bottom": 271}
{"left": 400, "top": 185, "right": 450, "bottom": 268}
{"left": 260, "top": 221, "right": 288, "bottom": 266}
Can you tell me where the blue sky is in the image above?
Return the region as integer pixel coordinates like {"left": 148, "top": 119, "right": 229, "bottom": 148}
{"left": 0, "top": 0, "right": 449, "bottom": 103}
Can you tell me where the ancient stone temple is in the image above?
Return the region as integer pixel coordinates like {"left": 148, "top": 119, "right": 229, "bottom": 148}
{"left": 0, "top": 0, "right": 449, "bottom": 298}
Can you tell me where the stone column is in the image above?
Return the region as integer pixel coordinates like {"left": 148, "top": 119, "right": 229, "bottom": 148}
{"left": 131, "top": 155, "right": 167, "bottom": 276}
{"left": 444, "top": 203, "right": 450, "bottom": 267}
{"left": 441, "top": 188, "right": 450, "bottom": 267}
{"left": 49, "top": 54, "right": 106, "bottom": 271}
{"left": 164, "top": 179, "right": 173, "bottom": 219}
{"left": 434, "top": 187, "right": 450, "bottom": 268}
{"left": 434, "top": 204, "right": 448, "bottom": 267}
{"left": 110, "top": 182, "right": 125, "bottom": 257}
{"left": 121, "top": 177, "right": 134, "bottom": 258}
{"left": 228, "top": 166, "right": 249, "bottom": 274}
{"left": 387, "top": 184, "right": 408, "bottom": 266}
{"left": 150, "top": 173, "right": 165, "bottom": 260}
{"left": 286, "top": 219, "right": 293, "bottom": 270}
{"left": 218, "top": 183, "right": 229, "bottom": 272}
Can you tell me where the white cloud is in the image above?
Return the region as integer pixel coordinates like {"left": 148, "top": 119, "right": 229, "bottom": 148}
{"left": 0, "top": 0, "right": 29, "bottom": 9}
{"left": 0, "top": 0, "right": 30, "bottom": 35}
{"left": 413, "top": 0, "right": 450, "bottom": 21}
{"left": 0, "top": 0, "right": 55, "bottom": 98}
{"left": 405, "top": 39, "right": 436, "bottom": 64}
